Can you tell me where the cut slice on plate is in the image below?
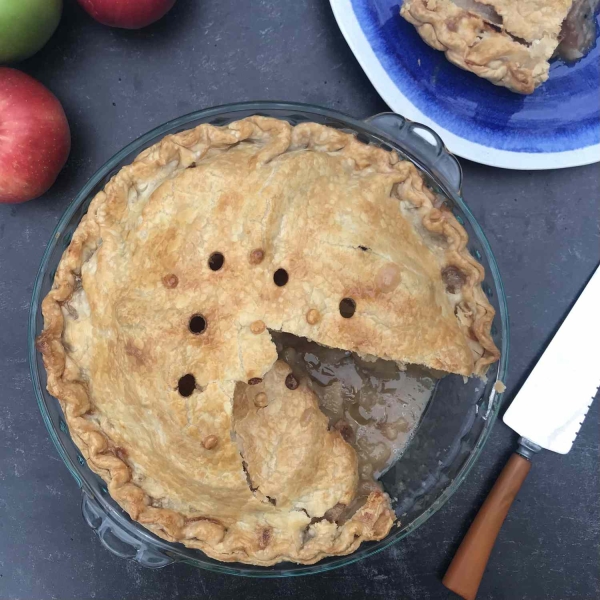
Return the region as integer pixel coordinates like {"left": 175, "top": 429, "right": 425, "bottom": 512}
{"left": 401, "top": 0, "right": 578, "bottom": 93}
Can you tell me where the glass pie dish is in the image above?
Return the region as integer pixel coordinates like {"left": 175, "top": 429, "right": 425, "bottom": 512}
{"left": 28, "top": 102, "right": 509, "bottom": 577}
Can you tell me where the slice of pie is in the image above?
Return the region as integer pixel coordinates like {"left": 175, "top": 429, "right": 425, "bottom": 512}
{"left": 37, "top": 116, "right": 500, "bottom": 565}
{"left": 401, "top": 0, "right": 577, "bottom": 93}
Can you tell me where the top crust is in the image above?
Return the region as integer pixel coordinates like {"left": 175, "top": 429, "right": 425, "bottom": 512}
{"left": 37, "top": 116, "right": 499, "bottom": 565}
{"left": 478, "top": 0, "right": 573, "bottom": 42}
{"left": 234, "top": 360, "right": 359, "bottom": 515}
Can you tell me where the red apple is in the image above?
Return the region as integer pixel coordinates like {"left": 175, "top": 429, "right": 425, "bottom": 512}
{"left": 0, "top": 68, "right": 70, "bottom": 203}
{"left": 76, "top": 0, "right": 177, "bottom": 29}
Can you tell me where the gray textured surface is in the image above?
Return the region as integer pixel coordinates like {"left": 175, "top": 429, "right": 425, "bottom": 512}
{"left": 1, "top": 1, "right": 599, "bottom": 599}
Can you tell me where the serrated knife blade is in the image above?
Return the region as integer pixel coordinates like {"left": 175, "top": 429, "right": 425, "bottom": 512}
{"left": 504, "top": 265, "right": 600, "bottom": 454}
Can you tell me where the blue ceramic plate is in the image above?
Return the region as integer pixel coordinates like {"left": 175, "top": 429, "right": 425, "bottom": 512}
{"left": 331, "top": 0, "right": 600, "bottom": 169}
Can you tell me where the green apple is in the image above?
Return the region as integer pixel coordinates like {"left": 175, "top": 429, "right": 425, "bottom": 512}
{"left": 0, "top": 0, "right": 62, "bottom": 64}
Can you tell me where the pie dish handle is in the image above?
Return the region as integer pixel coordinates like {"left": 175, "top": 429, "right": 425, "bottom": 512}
{"left": 365, "top": 113, "right": 463, "bottom": 196}
{"left": 81, "top": 491, "right": 175, "bottom": 568}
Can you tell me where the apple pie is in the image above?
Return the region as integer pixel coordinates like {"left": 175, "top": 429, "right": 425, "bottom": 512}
{"left": 401, "top": 0, "right": 590, "bottom": 94}
{"left": 37, "top": 116, "right": 500, "bottom": 565}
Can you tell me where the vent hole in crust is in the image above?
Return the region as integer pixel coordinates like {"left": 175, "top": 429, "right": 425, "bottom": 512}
{"left": 178, "top": 374, "right": 196, "bottom": 397}
{"left": 189, "top": 314, "right": 207, "bottom": 334}
{"left": 208, "top": 252, "right": 225, "bottom": 271}
{"left": 339, "top": 298, "right": 356, "bottom": 319}
{"left": 273, "top": 268, "right": 289, "bottom": 287}
{"left": 285, "top": 373, "right": 299, "bottom": 390}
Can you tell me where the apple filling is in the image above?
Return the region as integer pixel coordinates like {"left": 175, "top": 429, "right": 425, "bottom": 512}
{"left": 556, "top": 0, "right": 599, "bottom": 60}
{"left": 452, "top": 0, "right": 503, "bottom": 26}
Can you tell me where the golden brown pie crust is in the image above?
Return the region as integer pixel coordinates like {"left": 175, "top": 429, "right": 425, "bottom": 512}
{"left": 401, "top": 0, "right": 573, "bottom": 94}
{"left": 37, "top": 116, "right": 499, "bottom": 565}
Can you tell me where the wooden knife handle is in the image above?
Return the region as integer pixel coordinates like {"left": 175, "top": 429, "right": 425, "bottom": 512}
{"left": 442, "top": 453, "right": 532, "bottom": 600}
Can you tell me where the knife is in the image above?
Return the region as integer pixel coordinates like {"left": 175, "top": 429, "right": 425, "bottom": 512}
{"left": 443, "top": 266, "right": 600, "bottom": 600}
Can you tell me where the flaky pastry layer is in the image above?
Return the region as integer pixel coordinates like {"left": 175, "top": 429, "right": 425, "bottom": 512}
{"left": 401, "top": 0, "right": 573, "bottom": 94}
